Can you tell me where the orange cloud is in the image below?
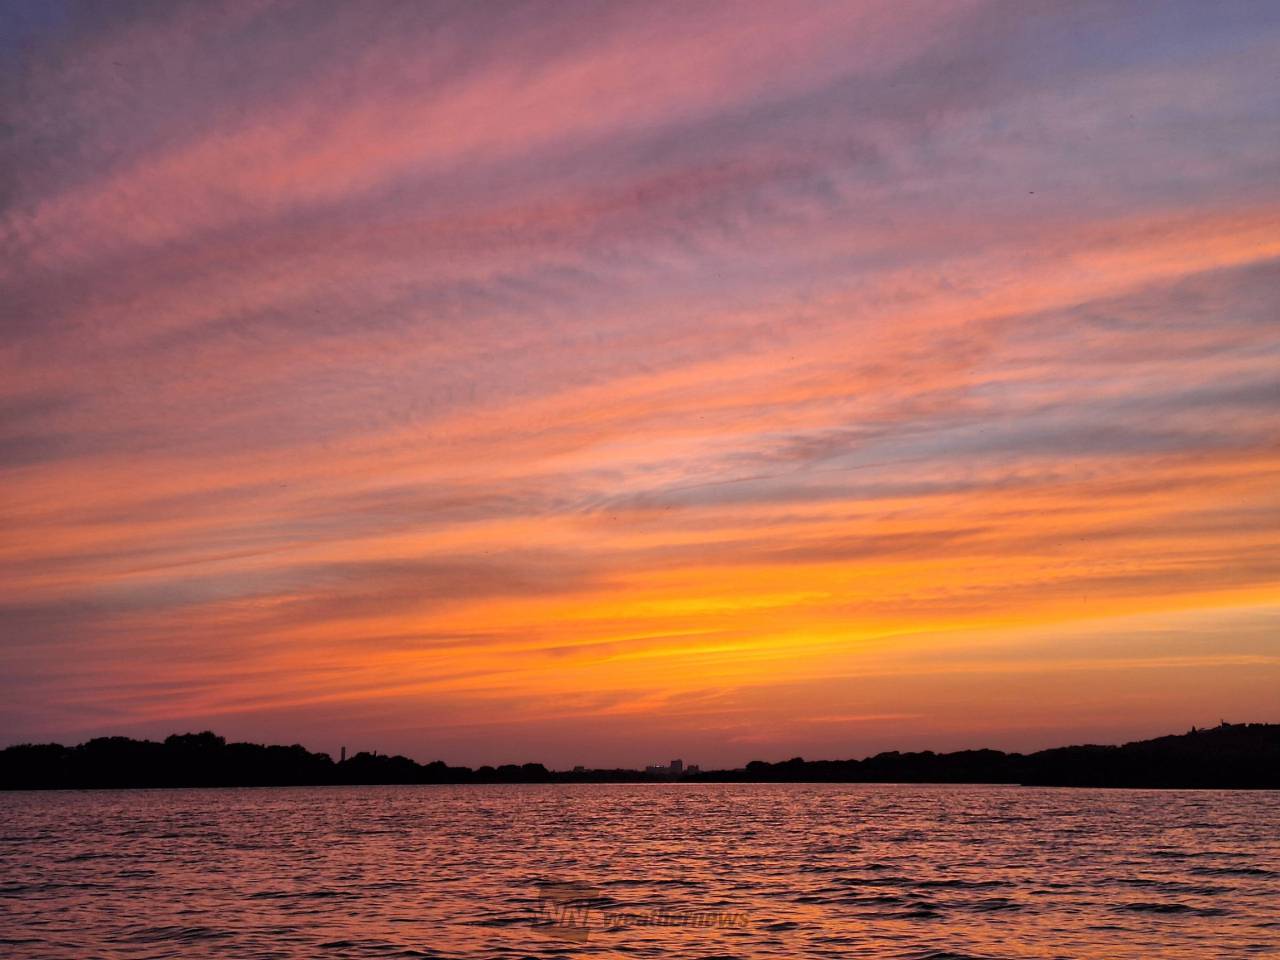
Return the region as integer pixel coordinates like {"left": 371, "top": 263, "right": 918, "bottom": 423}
{"left": 2, "top": 0, "right": 1278, "bottom": 765}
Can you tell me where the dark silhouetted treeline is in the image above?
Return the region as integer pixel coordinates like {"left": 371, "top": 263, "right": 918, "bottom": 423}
{"left": 691, "top": 723, "right": 1280, "bottom": 789}
{"left": 0, "top": 732, "right": 659, "bottom": 790}
{"left": 1, "top": 723, "right": 1276, "bottom": 790}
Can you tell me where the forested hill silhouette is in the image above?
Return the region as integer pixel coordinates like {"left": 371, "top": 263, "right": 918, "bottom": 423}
{"left": 1, "top": 723, "right": 1276, "bottom": 790}
{"left": 700, "top": 722, "right": 1280, "bottom": 789}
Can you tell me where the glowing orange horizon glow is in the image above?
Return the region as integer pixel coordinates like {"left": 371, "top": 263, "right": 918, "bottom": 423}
{"left": 2, "top": 1, "right": 1278, "bottom": 767}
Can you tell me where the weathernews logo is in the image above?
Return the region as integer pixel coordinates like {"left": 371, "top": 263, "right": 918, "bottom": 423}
{"left": 533, "top": 880, "right": 748, "bottom": 943}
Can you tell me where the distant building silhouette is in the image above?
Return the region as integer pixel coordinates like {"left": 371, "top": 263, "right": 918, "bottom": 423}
{"left": 644, "top": 758, "right": 692, "bottom": 778}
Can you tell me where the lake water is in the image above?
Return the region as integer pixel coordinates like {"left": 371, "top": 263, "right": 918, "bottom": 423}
{"left": 1, "top": 784, "right": 1277, "bottom": 959}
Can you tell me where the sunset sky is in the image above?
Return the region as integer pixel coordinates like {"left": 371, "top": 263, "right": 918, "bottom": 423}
{"left": 2, "top": 1, "right": 1278, "bottom": 768}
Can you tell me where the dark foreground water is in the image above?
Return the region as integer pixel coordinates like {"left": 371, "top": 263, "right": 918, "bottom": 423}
{"left": 1, "top": 785, "right": 1277, "bottom": 959}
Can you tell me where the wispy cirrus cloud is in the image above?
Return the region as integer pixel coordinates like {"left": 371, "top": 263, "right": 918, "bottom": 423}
{"left": 2, "top": 0, "right": 1278, "bottom": 765}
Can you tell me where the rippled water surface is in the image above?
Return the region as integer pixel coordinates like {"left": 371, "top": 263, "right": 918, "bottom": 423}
{"left": 2, "top": 784, "right": 1278, "bottom": 959}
